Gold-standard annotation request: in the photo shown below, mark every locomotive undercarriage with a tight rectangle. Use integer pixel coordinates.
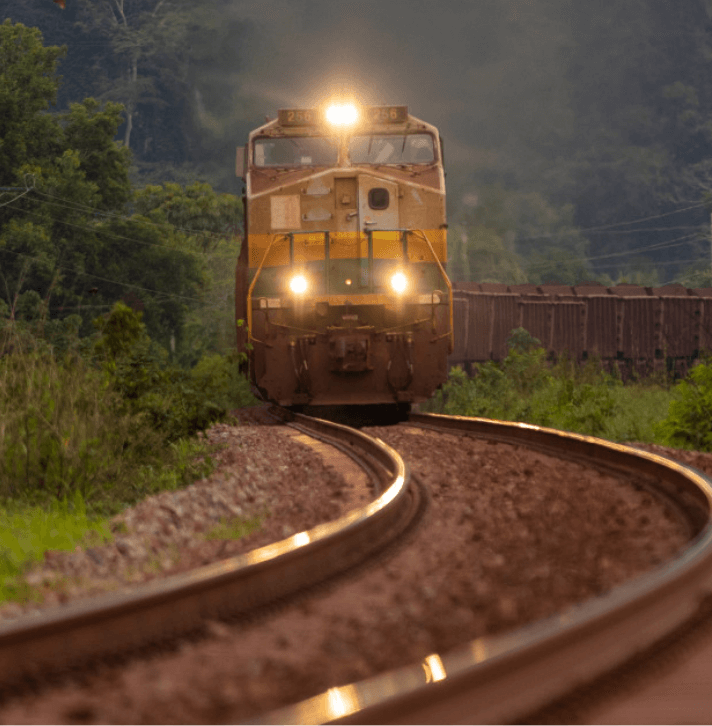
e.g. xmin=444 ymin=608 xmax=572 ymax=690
xmin=250 ymin=301 xmax=450 ymax=406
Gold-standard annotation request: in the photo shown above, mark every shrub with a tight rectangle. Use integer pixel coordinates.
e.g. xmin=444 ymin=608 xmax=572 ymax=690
xmin=656 ymin=360 xmax=712 ymax=450
xmin=94 ymin=303 xmax=255 ymax=441
xmin=190 ymin=352 xmax=258 ymax=411
xmin=426 ymin=327 xmax=676 ymax=442
xmin=0 ymin=341 xmax=166 ymax=509
xmin=431 ymin=329 xmax=552 ymax=420
xmin=528 ymin=377 xmax=618 ymax=436
xmin=0 ymin=301 xmax=255 ymax=518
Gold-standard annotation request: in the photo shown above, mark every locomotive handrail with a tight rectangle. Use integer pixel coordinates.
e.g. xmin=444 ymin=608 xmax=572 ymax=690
xmin=246 ymin=233 xmax=288 ymax=343
xmin=366 ymin=227 xmax=455 ymax=352
xmin=409 ymin=228 xmax=455 ymax=353
xmin=248 ymin=230 xmax=331 ymax=340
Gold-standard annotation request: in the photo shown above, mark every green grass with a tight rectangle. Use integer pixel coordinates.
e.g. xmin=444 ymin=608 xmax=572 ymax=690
xmin=0 ymin=434 xmax=220 ymax=604
xmin=0 ymin=491 xmax=112 ymax=603
xmin=203 ymin=514 xmax=263 ymax=541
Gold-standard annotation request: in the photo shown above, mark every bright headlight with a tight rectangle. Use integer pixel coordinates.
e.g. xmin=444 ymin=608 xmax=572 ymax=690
xmin=390 ymin=271 xmax=408 ymax=294
xmin=289 ymin=274 xmax=308 ymax=294
xmin=325 ymin=103 xmax=358 ymax=127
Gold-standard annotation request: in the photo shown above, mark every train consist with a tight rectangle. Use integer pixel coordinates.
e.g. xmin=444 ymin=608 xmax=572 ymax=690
xmin=235 ymin=102 xmax=452 ymax=408
xmin=451 ymin=281 xmax=712 ymax=378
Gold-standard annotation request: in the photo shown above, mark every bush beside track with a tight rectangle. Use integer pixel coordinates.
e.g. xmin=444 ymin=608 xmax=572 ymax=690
xmin=0 ymin=303 xmax=257 ymax=601
xmin=427 ymin=327 xmax=712 ymax=452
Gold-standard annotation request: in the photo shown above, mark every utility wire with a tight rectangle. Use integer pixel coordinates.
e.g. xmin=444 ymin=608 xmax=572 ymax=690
xmin=524 ymin=233 xmax=700 ymax=270
xmin=29 ymin=182 xmax=702 ymax=242
xmin=4 ymin=200 xmax=239 ymax=259
xmin=7 ymin=180 xmax=711 ymax=289
xmin=514 ymin=202 xmax=708 ymax=241
xmin=31 ymin=188 xmax=241 ymax=241
xmin=0 ymin=175 xmax=35 ymax=208
xmin=0 ymin=188 xmax=31 ymax=208
xmin=593 ymin=257 xmax=706 ymax=271
xmin=0 ymin=246 xmax=204 ymax=304
xmin=583 ymin=225 xmax=705 ymax=235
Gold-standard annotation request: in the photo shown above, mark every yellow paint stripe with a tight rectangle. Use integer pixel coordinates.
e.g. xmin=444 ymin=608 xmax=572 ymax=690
xmin=247 ymin=229 xmax=446 ymax=267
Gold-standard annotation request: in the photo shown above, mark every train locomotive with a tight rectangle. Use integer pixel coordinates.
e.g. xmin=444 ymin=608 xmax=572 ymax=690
xmin=235 ymin=102 xmax=453 ymax=409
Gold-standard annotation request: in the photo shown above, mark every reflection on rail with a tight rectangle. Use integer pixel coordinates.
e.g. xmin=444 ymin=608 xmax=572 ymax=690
xmin=257 ymin=411 xmax=712 ymax=725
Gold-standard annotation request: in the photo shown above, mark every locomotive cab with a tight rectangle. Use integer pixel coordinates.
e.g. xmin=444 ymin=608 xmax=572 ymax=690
xmin=235 ymin=103 xmax=453 ymax=407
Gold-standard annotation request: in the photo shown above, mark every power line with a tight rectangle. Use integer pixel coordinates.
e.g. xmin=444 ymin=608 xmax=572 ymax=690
xmin=0 ymin=175 xmax=35 ymax=208
xmin=4 ymin=200 xmax=239 ymax=259
xmin=0 ymin=246 xmax=204 ymax=304
xmin=524 ymin=233 xmax=700 ymax=270
xmin=584 ymin=225 xmax=705 ymax=235
xmin=575 ymin=202 xmax=708 ymax=232
xmin=514 ymin=202 xmax=708 ymax=242
xmin=594 ymin=257 xmax=706 ymax=271
xmin=32 ymin=188 xmax=242 ymax=241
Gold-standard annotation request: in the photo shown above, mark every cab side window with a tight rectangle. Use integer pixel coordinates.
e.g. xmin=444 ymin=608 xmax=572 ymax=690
xmin=368 ymin=188 xmax=389 ymax=210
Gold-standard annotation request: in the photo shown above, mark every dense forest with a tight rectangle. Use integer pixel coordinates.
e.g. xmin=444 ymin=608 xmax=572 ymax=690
xmin=0 ymin=6 xmax=243 ymax=364
xmin=4 ymin=0 xmax=712 ymax=352
xmin=444 ymin=1 xmax=712 ymax=288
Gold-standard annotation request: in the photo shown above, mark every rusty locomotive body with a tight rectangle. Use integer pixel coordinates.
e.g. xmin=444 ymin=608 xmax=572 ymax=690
xmin=235 ymin=104 xmax=452 ymax=407
xmin=451 ymin=281 xmax=712 ymax=378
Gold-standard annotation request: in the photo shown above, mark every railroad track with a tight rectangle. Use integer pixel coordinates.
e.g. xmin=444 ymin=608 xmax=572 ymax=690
xmin=0 ymin=411 xmax=416 ymax=690
xmin=3 ymin=410 xmax=712 ymax=724
xmin=258 ymin=412 xmax=712 ymax=725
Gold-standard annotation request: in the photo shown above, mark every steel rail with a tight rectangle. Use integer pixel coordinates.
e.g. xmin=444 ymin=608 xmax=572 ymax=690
xmin=259 ymin=412 xmax=712 ymax=725
xmin=0 ymin=412 xmax=414 ymax=688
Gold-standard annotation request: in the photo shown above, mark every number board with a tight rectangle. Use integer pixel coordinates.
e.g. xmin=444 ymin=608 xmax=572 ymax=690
xmin=278 ymin=109 xmax=318 ymax=126
xmin=366 ymin=106 xmax=408 ymax=124
xmin=277 ymin=105 xmax=409 ymax=126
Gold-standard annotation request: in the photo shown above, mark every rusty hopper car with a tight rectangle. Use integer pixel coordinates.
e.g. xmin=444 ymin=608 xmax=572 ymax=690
xmin=451 ymin=281 xmax=712 ymax=379
xmin=235 ymin=103 xmax=452 ymax=407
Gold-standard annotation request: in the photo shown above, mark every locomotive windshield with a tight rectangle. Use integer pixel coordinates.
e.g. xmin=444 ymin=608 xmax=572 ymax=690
xmin=349 ymin=134 xmax=434 ymax=164
xmin=253 ymin=137 xmax=338 ymax=167
xmin=253 ymin=132 xmax=436 ymax=168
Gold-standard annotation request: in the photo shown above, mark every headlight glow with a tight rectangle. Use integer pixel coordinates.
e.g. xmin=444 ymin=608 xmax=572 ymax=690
xmin=289 ymin=274 xmax=308 ymax=294
xmin=390 ymin=271 xmax=408 ymax=294
xmin=325 ymin=103 xmax=358 ymax=127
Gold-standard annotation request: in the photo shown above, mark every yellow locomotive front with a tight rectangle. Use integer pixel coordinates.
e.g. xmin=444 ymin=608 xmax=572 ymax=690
xmin=235 ymin=102 xmax=452 ymax=407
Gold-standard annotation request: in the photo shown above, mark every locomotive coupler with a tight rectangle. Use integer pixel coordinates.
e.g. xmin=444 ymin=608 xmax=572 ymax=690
xmin=327 ymin=326 xmax=374 ymax=373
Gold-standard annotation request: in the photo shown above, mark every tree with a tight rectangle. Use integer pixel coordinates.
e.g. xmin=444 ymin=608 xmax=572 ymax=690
xmin=73 ymin=0 xmax=242 ymax=188
xmin=75 ymin=0 xmax=191 ymax=150
xmin=453 ymin=0 xmax=712 ymax=286
xmin=0 ymin=19 xmax=134 ymax=331
xmin=454 ymin=185 xmax=592 ymax=284
xmin=130 ymin=182 xmax=243 ymax=362
xmin=557 ymin=0 xmax=712 ymax=279
xmin=0 ymin=20 xmax=228 ymax=356
xmin=63 ymin=97 xmax=132 ymax=209
xmin=452 ymin=224 xmax=526 ymax=285
xmin=0 ymin=19 xmax=65 ymax=180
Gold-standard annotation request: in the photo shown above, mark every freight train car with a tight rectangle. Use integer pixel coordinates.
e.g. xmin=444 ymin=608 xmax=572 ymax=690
xmin=235 ymin=102 xmax=453 ymax=409
xmin=451 ymin=281 xmax=712 ymax=379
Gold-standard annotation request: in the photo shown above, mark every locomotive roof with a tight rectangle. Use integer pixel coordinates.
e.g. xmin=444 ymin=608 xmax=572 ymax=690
xmin=248 ymin=109 xmax=439 ymax=140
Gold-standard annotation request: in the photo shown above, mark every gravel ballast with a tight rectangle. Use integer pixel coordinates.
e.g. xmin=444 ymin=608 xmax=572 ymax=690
xmin=0 ymin=422 xmax=696 ymax=724
xmin=0 ymin=422 xmax=358 ymax=622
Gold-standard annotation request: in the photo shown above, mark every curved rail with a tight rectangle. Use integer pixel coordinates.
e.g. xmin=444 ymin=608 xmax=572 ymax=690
xmin=0 ymin=413 xmax=414 ymax=688
xmin=259 ymin=413 xmax=712 ymax=724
